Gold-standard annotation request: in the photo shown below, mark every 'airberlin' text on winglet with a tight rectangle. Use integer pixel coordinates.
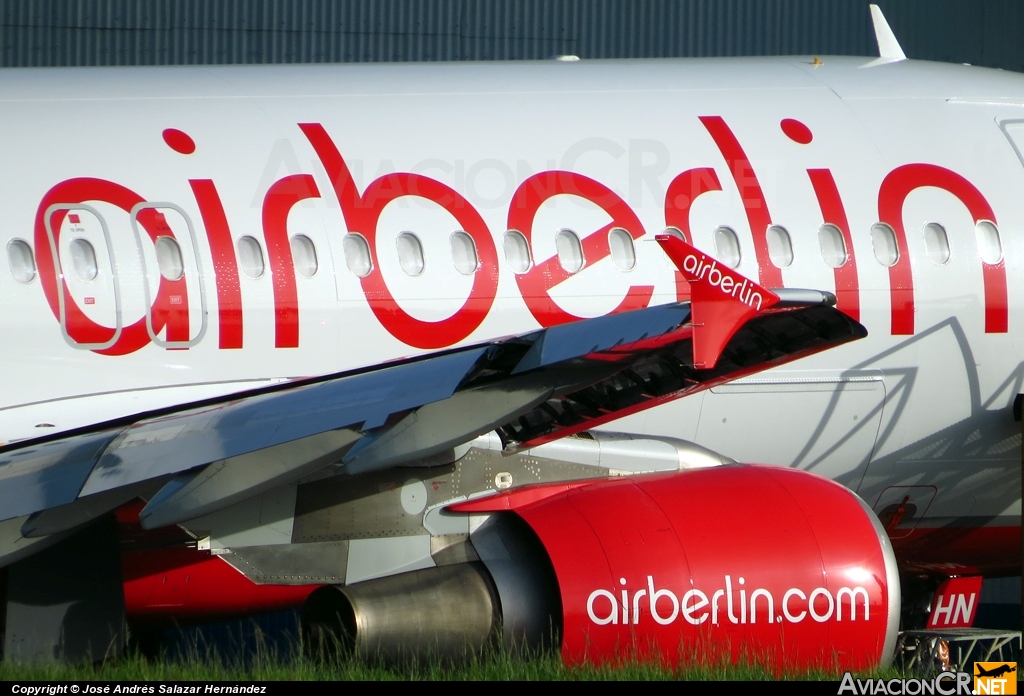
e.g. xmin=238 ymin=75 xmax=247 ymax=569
xmin=681 ymin=251 xmax=765 ymax=310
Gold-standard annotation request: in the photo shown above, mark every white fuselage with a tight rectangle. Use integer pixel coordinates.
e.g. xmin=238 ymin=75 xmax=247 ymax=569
xmin=0 ymin=56 xmax=1020 ymax=532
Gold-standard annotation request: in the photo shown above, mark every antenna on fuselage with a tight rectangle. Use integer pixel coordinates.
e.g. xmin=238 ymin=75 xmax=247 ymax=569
xmin=866 ymin=4 xmax=906 ymax=65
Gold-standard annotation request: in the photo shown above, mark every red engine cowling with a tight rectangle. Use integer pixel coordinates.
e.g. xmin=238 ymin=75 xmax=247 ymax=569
xmin=452 ymin=465 xmax=900 ymax=672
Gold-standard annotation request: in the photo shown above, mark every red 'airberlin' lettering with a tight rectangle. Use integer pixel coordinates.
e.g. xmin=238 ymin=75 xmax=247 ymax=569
xmin=263 ymin=174 xmax=321 ymax=348
xmin=878 ymin=163 xmax=1006 ymax=335
xmin=700 ymin=116 xmax=783 ymax=289
xmin=34 ymin=178 xmax=191 ymax=356
xmin=507 ymin=171 xmax=654 ymax=327
xmin=190 ymin=179 xmax=243 ymax=349
xmin=664 ymin=167 xmax=723 ymax=303
xmin=808 ymin=168 xmax=860 ymax=322
xmin=300 ymin=122 xmax=499 ymax=349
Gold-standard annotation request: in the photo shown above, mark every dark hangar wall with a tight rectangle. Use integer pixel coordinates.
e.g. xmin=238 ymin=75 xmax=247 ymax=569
xmin=1 ymin=0 xmax=1022 ymax=71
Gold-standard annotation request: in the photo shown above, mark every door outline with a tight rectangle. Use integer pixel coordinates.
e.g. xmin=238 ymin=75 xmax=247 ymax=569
xmin=129 ymin=201 xmax=209 ymax=348
xmin=43 ymin=202 xmax=124 ymax=351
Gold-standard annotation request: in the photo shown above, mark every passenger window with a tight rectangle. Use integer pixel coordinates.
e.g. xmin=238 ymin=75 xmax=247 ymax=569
xmin=155 ymin=236 xmax=184 ymax=281
xmin=661 ymin=226 xmax=687 ymax=242
xmin=343 ymin=233 xmax=372 ymax=277
xmin=397 ymin=232 xmax=425 ymax=276
xmin=766 ymin=225 xmax=794 ymax=268
xmin=450 ymin=231 xmax=479 ymax=275
xmin=923 ymin=223 xmax=950 ymax=265
xmin=818 ymin=224 xmax=848 ymax=268
xmin=237 ymin=236 xmax=265 ymax=279
xmin=975 ymin=220 xmax=1003 ymax=264
xmin=870 ymin=223 xmax=899 ymax=267
xmin=503 ymin=230 xmax=532 ymax=274
xmin=70 ymin=238 xmax=99 ymax=281
xmin=555 ymin=229 xmax=584 ymax=273
xmin=7 ymin=239 xmax=36 ymax=283
xmin=291 ymin=234 xmax=318 ymax=278
xmin=714 ymin=226 xmax=741 ymax=269
xmin=608 ymin=228 xmax=636 ymax=271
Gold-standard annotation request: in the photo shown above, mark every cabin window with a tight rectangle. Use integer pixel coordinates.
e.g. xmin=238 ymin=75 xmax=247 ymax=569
xmin=397 ymin=232 xmax=425 ymax=276
xmin=818 ymin=224 xmax=848 ymax=268
xmin=155 ymin=236 xmax=185 ymax=281
xmin=923 ymin=223 xmax=950 ymax=265
xmin=870 ymin=223 xmax=899 ymax=267
xmin=503 ymin=230 xmax=532 ymax=274
xmin=714 ymin=226 xmax=741 ymax=269
xmin=766 ymin=225 xmax=794 ymax=268
xmin=450 ymin=231 xmax=479 ymax=275
xmin=975 ymin=220 xmax=1003 ymax=264
xmin=237 ymin=236 xmax=265 ymax=279
xmin=70 ymin=238 xmax=99 ymax=281
xmin=7 ymin=239 xmax=36 ymax=283
xmin=661 ymin=226 xmax=687 ymax=242
xmin=343 ymin=233 xmax=372 ymax=277
xmin=608 ymin=228 xmax=636 ymax=271
xmin=291 ymin=234 xmax=318 ymax=278
xmin=556 ymin=229 xmax=584 ymax=273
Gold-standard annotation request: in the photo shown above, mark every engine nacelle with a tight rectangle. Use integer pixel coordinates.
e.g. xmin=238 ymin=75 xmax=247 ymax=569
xmin=452 ymin=465 xmax=900 ymax=671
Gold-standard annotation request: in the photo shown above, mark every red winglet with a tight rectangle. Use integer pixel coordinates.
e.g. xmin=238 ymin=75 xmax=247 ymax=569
xmin=656 ymin=234 xmax=779 ymax=369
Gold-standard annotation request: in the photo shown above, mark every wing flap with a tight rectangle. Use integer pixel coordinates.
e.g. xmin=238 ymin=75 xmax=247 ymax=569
xmin=78 ymin=348 xmax=486 ymax=498
xmin=138 ymin=428 xmax=362 ymax=529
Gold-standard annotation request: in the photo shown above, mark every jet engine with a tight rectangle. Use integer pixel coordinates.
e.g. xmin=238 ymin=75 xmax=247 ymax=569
xmin=297 ymin=465 xmax=899 ymax=671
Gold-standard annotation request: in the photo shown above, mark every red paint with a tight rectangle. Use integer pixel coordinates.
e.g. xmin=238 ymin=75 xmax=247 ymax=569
xmin=878 ymin=163 xmax=1006 ymax=335
xmin=664 ymin=167 xmax=723 ymax=302
xmin=34 ymin=178 xmax=191 ymax=355
xmin=891 ymin=524 xmax=1021 ymax=577
xmin=262 ymin=174 xmax=320 ymax=349
xmin=466 ymin=466 xmax=893 ymax=671
xmin=657 ymin=234 xmax=779 ymax=369
xmin=699 ymin=116 xmax=783 ymax=288
xmin=122 ymin=546 xmax=316 ymax=624
xmin=507 ymin=170 xmax=654 ymax=327
xmin=162 ymin=129 xmax=196 ymax=155
xmin=301 ymin=123 xmax=499 ymax=349
xmin=190 ymin=180 xmax=243 ymax=349
xmin=781 ymin=119 xmax=813 ymax=145
xmin=926 ymin=576 xmax=983 ymax=629
xmin=808 ymin=169 xmax=860 ymax=321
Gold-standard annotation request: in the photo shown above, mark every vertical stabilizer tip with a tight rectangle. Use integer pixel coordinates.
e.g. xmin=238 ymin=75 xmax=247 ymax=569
xmin=869 ymin=5 xmax=906 ymax=61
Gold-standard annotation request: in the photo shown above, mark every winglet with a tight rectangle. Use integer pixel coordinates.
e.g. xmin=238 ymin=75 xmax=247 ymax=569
xmin=869 ymin=5 xmax=906 ymax=62
xmin=656 ymin=234 xmax=779 ymax=369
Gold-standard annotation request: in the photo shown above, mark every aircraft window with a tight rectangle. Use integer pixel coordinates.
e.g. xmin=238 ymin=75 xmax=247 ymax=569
xmin=661 ymin=226 xmax=687 ymax=242
xmin=555 ymin=229 xmax=585 ymax=273
xmin=155 ymin=236 xmax=184 ymax=281
xmin=7 ymin=239 xmax=36 ymax=283
xmin=818 ymin=224 xmax=848 ymax=268
xmin=608 ymin=228 xmax=636 ymax=271
xmin=870 ymin=223 xmax=899 ymax=267
xmin=923 ymin=223 xmax=950 ymax=265
xmin=291 ymin=234 xmax=318 ymax=278
xmin=975 ymin=220 xmax=1003 ymax=264
xmin=343 ymin=233 xmax=373 ymax=277
xmin=397 ymin=232 xmax=425 ymax=276
xmin=450 ymin=231 xmax=479 ymax=275
xmin=70 ymin=238 xmax=99 ymax=281
xmin=503 ymin=230 xmax=532 ymax=274
xmin=714 ymin=226 xmax=741 ymax=269
xmin=766 ymin=225 xmax=794 ymax=268
xmin=237 ymin=235 xmax=265 ymax=279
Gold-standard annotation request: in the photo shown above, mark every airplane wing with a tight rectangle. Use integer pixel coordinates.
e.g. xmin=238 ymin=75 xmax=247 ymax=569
xmin=0 ymin=235 xmax=865 ymax=561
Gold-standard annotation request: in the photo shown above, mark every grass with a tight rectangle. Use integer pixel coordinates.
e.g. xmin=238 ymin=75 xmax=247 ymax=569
xmin=0 ymin=611 xmax=914 ymax=681
xmin=0 ymin=631 xmax=896 ymax=681
xmin=0 ymin=653 xmax=877 ymax=681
